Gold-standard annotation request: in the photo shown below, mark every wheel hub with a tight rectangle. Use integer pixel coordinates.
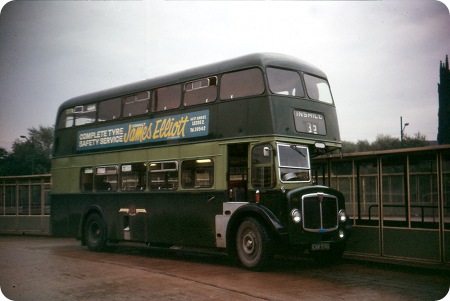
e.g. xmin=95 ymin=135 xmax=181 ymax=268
xmin=243 ymin=232 xmax=256 ymax=255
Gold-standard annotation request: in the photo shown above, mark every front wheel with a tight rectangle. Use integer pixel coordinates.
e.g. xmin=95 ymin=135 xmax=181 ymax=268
xmin=236 ymin=217 xmax=273 ymax=271
xmin=84 ymin=213 xmax=107 ymax=252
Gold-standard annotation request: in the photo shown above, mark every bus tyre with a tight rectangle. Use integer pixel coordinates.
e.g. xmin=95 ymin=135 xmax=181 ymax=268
xmin=236 ymin=217 xmax=272 ymax=271
xmin=84 ymin=213 xmax=107 ymax=252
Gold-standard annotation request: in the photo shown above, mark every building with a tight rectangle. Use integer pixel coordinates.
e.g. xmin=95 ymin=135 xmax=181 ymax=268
xmin=438 ymin=55 xmax=450 ymax=145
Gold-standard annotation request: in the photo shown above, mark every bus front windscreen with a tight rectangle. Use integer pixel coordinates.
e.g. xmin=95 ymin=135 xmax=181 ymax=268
xmin=277 ymin=143 xmax=310 ymax=183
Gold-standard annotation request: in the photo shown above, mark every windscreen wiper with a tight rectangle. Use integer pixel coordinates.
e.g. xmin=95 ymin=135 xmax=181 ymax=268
xmin=290 ymin=145 xmax=306 ymax=157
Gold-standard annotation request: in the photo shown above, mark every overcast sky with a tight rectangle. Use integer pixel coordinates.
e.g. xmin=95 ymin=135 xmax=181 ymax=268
xmin=1 ymin=0 xmax=449 ymax=151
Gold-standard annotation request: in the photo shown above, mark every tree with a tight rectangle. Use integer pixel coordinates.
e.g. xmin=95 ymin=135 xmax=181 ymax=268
xmin=0 ymin=147 xmax=7 ymax=159
xmin=372 ymin=134 xmax=401 ymax=151
xmin=0 ymin=126 xmax=53 ymax=176
xmin=341 ymin=132 xmax=429 ymax=153
xmin=356 ymin=139 xmax=372 ymax=152
xmin=402 ymin=132 xmax=428 ymax=148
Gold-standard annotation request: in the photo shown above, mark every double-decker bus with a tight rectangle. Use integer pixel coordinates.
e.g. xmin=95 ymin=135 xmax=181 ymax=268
xmin=51 ymin=53 xmax=350 ymax=270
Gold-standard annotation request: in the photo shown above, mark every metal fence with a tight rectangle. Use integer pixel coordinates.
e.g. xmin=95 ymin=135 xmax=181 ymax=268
xmin=0 ymin=174 xmax=51 ymax=234
xmin=312 ymin=144 xmax=450 ymax=264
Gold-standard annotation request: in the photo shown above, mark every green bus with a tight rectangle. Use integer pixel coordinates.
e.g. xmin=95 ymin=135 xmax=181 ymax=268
xmin=51 ymin=53 xmax=350 ymax=270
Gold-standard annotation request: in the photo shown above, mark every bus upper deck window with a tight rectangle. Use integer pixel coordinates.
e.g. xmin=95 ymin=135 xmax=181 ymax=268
xmin=304 ymin=74 xmax=334 ymax=104
xmin=57 ymin=108 xmax=74 ymax=129
xmin=153 ymin=85 xmax=181 ymax=112
xmin=184 ymin=77 xmax=217 ymax=106
xmin=74 ymin=104 xmax=97 ymax=126
xmin=98 ymin=98 xmax=121 ymax=122
xmin=123 ymin=91 xmax=150 ymax=117
xmin=267 ymin=68 xmax=304 ymax=97
xmin=220 ymin=68 xmax=265 ymax=100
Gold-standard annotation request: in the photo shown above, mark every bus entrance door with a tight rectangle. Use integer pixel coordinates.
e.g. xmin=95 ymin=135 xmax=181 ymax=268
xmin=228 ymin=144 xmax=248 ymax=202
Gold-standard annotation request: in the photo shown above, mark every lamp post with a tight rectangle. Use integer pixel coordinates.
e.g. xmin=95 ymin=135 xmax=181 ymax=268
xmin=400 ymin=116 xmax=409 ymax=145
xmin=20 ymin=135 xmax=35 ymax=175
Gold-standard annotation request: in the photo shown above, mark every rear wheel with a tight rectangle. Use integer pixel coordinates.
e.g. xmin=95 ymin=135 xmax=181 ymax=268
xmin=236 ymin=217 xmax=272 ymax=271
xmin=84 ymin=213 xmax=107 ymax=252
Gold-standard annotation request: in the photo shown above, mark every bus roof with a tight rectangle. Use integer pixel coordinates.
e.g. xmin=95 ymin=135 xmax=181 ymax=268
xmin=58 ymin=53 xmax=328 ymax=112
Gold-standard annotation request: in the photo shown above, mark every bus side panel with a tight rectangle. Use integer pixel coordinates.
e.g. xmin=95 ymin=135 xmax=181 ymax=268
xmin=174 ymin=191 xmax=225 ymax=247
xmin=116 ymin=191 xmax=225 ymax=248
xmin=217 ymin=98 xmax=274 ymax=138
xmin=50 ymin=194 xmax=83 ymax=238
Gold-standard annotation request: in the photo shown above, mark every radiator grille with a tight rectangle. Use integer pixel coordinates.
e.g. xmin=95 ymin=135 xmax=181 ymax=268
xmin=302 ymin=193 xmax=338 ymax=232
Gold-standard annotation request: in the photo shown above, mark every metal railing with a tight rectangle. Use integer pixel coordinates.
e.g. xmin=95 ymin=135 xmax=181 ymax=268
xmin=0 ymin=174 xmax=51 ymax=217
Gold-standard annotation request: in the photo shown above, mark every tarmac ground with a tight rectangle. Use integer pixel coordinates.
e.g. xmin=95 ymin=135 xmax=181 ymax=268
xmin=0 ymin=235 xmax=449 ymax=301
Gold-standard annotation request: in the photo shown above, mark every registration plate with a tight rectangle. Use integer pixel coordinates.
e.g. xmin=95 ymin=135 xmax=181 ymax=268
xmin=311 ymin=243 xmax=330 ymax=251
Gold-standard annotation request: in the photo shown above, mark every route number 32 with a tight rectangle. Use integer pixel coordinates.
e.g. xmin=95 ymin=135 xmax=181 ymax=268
xmin=307 ymin=122 xmax=318 ymax=134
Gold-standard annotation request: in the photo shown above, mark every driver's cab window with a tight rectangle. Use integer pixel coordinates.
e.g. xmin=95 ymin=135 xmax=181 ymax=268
xmin=251 ymin=144 xmax=275 ymax=188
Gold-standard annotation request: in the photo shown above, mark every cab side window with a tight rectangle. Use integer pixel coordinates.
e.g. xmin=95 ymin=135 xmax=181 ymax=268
xmin=251 ymin=144 xmax=275 ymax=188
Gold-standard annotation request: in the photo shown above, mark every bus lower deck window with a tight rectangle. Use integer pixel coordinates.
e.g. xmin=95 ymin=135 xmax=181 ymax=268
xmin=80 ymin=167 xmax=94 ymax=192
xmin=121 ymin=163 xmax=147 ymax=191
xmin=181 ymin=159 xmax=214 ymax=188
xmin=149 ymin=161 xmax=179 ymax=190
xmin=95 ymin=166 xmax=118 ymax=192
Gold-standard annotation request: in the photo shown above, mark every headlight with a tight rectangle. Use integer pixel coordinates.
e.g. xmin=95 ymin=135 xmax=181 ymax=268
xmin=291 ymin=209 xmax=301 ymax=224
xmin=339 ymin=210 xmax=347 ymax=223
